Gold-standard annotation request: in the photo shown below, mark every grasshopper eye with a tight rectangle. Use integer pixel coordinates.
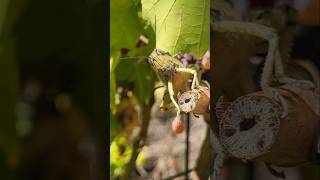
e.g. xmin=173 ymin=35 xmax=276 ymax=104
xmin=155 ymin=49 xmax=162 ymax=54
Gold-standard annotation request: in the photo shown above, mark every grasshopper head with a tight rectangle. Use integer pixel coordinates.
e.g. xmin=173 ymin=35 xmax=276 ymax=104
xmin=148 ymin=49 xmax=183 ymax=82
xmin=148 ymin=49 xmax=173 ymax=72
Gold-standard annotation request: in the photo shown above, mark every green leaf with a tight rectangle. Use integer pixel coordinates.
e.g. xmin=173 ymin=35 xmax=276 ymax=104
xmin=114 ymin=60 xmax=135 ymax=81
xmin=114 ymin=59 xmax=152 ymax=105
xmin=134 ymin=61 xmax=152 ymax=105
xmin=110 ymin=50 xmax=120 ymax=113
xmin=110 ymin=135 xmax=132 ymax=177
xmin=110 ymin=112 xmax=121 ymax=142
xmin=110 ymin=71 xmax=117 ymax=113
xmin=110 ymin=50 xmax=120 ymax=73
xmin=142 ymin=0 xmax=210 ymax=57
xmin=110 ymin=0 xmax=142 ymax=50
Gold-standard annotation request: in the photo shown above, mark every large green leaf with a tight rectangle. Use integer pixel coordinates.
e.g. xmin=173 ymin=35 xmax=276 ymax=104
xmin=110 ymin=0 xmax=142 ymax=50
xmin=142 ymin=0 xmax=210 ymax=57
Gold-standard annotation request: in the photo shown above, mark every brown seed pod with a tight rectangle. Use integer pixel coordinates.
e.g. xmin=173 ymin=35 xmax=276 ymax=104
xmin=178 ymin=85 xmax=210 ymax=114
xmin=218 ymin=88 xmax=320 ymax=166
xmin=219 ymin=92 xmax=282 ymax=160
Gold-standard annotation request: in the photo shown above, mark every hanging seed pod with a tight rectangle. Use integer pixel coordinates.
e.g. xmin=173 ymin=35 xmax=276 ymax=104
xmin=178 ymin=85 xmax=210 ymax=114
xmin=219 ymin=88 xmax=320 ymax=166
xmin=171 ymin=115 xmax=185 ymax=134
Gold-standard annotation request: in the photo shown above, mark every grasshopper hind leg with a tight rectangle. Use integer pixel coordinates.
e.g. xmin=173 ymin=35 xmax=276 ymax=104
xmin=168 ymin=81 xmax=181 ymax=116
xmin=159 ymin=89 xmax=173 ymax=111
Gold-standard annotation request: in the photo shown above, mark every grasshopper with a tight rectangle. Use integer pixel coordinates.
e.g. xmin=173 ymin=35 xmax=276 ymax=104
xmin=148 ymin=49 xmax=200 ymax=116
xmin=121 ymin=16 xmax=202 ymax=116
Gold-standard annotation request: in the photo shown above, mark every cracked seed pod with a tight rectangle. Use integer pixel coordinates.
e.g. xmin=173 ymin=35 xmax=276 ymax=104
xmin=218 ymin=89 xmax=320 ymax=166
xmin=178 ymin=85 xmax=210 ymax=113
xmin=219 ymin=93 xmax=282 ymax=160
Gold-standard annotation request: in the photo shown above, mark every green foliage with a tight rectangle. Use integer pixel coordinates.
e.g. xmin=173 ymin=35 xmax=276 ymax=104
xmin=110 ymin=0 xmax=144 ymax=112
xmin=110 ymin=135 xmax=133 ymax=177
xmin=142 ymin=0 xmax=210 ymax=57
xmin=134 ymin=61 xmax=152 ymax=105
xmin=115 ymin=60 xmax=152 ymax=105
xmin=110 ymin=0 xmax=142 ymax=50
xmin=110 ymin=113 xmax=121 ymax=142
xmin=110 ymin=51 xmax=120 ymax=113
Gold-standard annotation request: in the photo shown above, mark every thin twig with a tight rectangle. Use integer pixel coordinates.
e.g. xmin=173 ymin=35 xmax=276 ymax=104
xmin=185 ymin=113 xmax=190 ymax=180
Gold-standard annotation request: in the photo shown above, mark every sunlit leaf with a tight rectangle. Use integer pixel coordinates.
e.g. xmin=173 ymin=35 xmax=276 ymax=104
xmin=142 ymin=0 xmax=210 ymax=57
xmin=110 ymin=0 xmax=142 ymax=50
xmin=110 ymin=135 xmax=132 ymax=177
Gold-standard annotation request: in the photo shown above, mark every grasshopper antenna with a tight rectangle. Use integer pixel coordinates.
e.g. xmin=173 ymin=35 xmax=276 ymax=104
xmin=119 ymin=56 xmax=148 ymax=60
xmin=155 ymin=15 xmax=157 ymax=49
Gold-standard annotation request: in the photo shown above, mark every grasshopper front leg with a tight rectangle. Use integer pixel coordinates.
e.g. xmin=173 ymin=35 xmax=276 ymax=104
xmin=176 ymin=67 xmax=199 ymax=89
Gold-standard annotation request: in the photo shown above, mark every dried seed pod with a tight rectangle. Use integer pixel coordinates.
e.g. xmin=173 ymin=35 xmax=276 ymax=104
xmin=178 ymin=90 xmax=199 ymax=112
xmin=218 ymin=89 xmax=320 ymax=166
xmin=178 ymin=85 xmax=210 ymax=113
xmin=219 ymin=93 xmax=282 ymax=160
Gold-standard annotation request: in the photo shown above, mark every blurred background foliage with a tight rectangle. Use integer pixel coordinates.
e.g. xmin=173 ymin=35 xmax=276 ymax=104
xmin=0 ymin=0 xmax=106 ymax=179
xmin=109 ymin=0 xmax=154 ymax=177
